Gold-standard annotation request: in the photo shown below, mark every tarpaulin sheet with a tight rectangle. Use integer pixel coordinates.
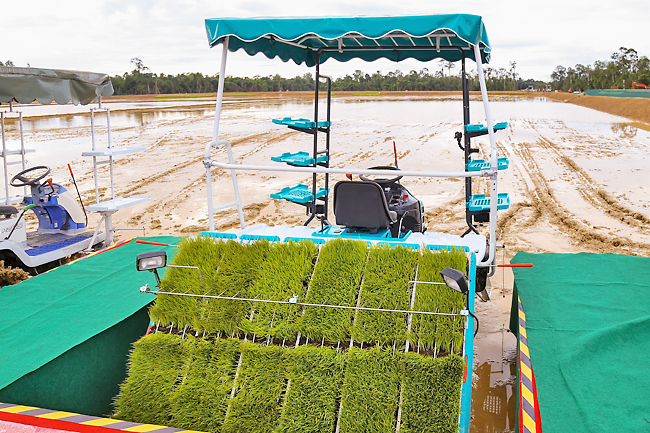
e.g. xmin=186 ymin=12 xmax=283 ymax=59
xmin=0 ymin=66 xmax=114 ymax=105
xmin=584 ymin=89 xmax=650 ymax=99
xmin=510 ymin=252 xmax=650 ymax=433
xmin=0 ymin=237 xmax=180 ymax=391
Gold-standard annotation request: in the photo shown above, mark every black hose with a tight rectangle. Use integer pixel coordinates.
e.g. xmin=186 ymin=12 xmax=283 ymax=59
xmin=68 ymin=164 xmax=88 ymax=227
xmin=5 ymin=204 xmax=35 ymax=240
xmin=468 ymin=309 xmax=479 ymax=337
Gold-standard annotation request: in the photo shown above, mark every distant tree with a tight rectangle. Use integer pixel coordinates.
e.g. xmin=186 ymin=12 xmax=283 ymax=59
xmin=1 ymin=60 xmax=14 ymax=67
xmin=509 ymin=61 xmax=518 ymax=90
xmin=130 ymin=57 xmax=149 ymax=73
xmin=611 ymin=47 xmax=638 ymax=74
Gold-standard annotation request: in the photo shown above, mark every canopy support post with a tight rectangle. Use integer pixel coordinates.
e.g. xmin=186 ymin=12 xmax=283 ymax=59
xmin=206 ymin=37 xmax=245 ymax=232
xmin=473 ymin=43 xmax=497 ymax=272
xmin=305 ymin=54 xmax=321 ymax=226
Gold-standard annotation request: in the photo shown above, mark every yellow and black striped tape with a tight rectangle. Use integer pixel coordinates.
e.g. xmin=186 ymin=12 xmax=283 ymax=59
xmin=0 ymin=402 xmax=204 ymax=433
xmin=518 ymin=295 xmax=542 ymax=433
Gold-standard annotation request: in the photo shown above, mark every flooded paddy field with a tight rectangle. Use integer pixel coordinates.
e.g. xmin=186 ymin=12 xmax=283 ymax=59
xmin=2 ymin=93 xmax=648 ymax=432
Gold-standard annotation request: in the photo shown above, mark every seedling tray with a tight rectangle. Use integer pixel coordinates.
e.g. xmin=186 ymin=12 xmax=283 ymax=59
xmin=271 ymin=151 xmax=329 ymax=167
xmin=272 ymin=117 xmax=330 ymax=129
xmin=467 ymin=193 xmax=510 ymax=211
xmin=466 ymin=157 xmax=509 ymax=171
xmin=271 ymin=184 xmax=328 ymax=204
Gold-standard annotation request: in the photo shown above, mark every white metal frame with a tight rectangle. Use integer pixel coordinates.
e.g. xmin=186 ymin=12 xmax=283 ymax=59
xmin=82 ymin=108 xmax=149 ymax=247
xmin=1 ymin=111 xmax=36 ymax=205
xmin=204 ymin=38 xmax=500 ymax=269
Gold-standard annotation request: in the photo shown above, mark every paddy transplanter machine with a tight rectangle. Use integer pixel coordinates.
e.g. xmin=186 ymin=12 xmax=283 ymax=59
xmin=0 ymin=67 xmax=148 ymax=272
xmin=197 ymin=14 xmax=511 ymax=433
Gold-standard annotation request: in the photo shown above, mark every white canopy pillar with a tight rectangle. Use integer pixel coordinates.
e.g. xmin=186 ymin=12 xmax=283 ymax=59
xmin=206 ymin=37 xmax=245 ymax=232
xmin=473 ymin=43 xmax=498 ymax=270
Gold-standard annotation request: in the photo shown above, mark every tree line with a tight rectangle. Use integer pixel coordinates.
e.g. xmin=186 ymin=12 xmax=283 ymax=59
xmin=550 ymin=47 xmax=650 ymax=91
xmin=110 ymin=57 xmax=543 ymax=95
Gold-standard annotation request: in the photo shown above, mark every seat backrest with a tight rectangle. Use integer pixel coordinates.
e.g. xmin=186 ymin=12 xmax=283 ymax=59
xmin=333 ymin=181 xmax=393 ymax=230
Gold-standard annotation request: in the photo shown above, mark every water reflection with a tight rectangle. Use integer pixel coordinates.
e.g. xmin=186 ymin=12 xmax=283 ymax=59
xmin=471 ymin=361 xmax=517 ymax=433
xmin=8 ymin=108 xmax=214 ymax=132
xmin=611 ymin=123 xmax=638 ymax=139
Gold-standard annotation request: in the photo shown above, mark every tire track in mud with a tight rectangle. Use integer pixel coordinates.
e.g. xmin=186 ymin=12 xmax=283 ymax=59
xmin=535 ymin=134 xmax=650 ymax=229
xmin=114 ymin=130 xmax=303 ymax=227
xmin=498 ymin=133 xmax=650 ymax=255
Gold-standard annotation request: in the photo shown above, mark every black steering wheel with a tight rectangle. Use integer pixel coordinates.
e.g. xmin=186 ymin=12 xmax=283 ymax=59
xmin=10 ymin=166 xmax=51 ymax=187
xmin=359 ymin=166 xmax=402 ymax=186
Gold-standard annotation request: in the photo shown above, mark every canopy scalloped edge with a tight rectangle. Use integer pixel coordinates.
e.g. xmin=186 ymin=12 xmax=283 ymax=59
xmin=205 ymin=15 xmax=491 ymax=66
xmin=0 ymin=67 xmax=114 ymax=106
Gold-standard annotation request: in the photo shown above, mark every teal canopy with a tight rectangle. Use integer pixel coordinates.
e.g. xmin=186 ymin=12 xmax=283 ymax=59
xmin=205 ymin=15 xmax=491 ymax=67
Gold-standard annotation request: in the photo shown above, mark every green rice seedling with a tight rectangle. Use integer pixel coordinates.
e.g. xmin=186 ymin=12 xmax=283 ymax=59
xmin=113 ymin=333 xmax=188 ymax=426
xmin=339 ymin=347 xmax=400 ymax=433
xmin=398 ymin=352 xmax=464 ymax=433
xmin=240 ymin=241 xmax=318 ymax=340
xmin=222 ymin=342 xmax=287 ymax=433
xmin=150 ymin=236 xmax=224 ymax=329
xmin=350 ymin=245 xmax=418 ymax=346
xmin=299 ymin=239 xmax=368 ymax=342
xmin=171 ymin=338 xmax=241 ymax=432
xmin=200 ymin=240 xmax=270 ymax=336
xmin=410 ymin=248 xmax=467 ymax=354
xmin=278 ymin=345 xmax=344 ymax=433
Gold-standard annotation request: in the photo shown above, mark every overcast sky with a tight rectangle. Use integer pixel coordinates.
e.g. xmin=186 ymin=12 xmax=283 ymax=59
xmin=3 ymin=0 xmax=649 ymax=82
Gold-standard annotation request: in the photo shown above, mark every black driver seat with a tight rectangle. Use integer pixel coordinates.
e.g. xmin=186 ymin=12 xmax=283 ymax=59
xmin=0 ymin=206 xmax=18 ymax=218
xmin=333 ymin=181 xmax=397 ymax=233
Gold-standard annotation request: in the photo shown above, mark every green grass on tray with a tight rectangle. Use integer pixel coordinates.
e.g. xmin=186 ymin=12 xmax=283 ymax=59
xmin=338 ymin=347 xmax=401 ymax=433
xmin=350 ymin=244 xmax=418 ymax=345
xmin=150 ymin=236 xmax=224 ymax=329
xmin=410 ymin=248 xmax=467 ymax=354
xmin=398 ymin=353 xmax=464 ymax=433
xmin=113 ymin=333 xmax=188 ymax=426
xmin=240 ymin=241 xmax=318 ymax=340
xmin=121 ymin=238 xmax=472 ymax=432
xmin=222 ymin=342 xmax=287 ymax=433
xmin=199 ymin=240 xmax=270 ymax=336
xmin=115 ymin=333 xmax=465 ymax=433
xmin=299 ymin=238 xmax=368 ymax=342
xmin=278 ymin=345 xmax=344 ymax=433
xmin=171 ymin=338 xmax=241 ymax=432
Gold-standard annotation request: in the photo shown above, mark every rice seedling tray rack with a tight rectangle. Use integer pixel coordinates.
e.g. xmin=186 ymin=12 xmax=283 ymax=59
xmin=119 ymin=234 xmax=478 ymax=432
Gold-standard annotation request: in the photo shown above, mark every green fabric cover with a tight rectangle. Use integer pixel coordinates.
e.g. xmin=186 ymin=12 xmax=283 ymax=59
xmin=0 ymin=237 xmax=180 ymax=399
xmin=510 ymin=252 xmax=650 ymax=433
xmin=0 ymin=66 xmax=114 ymax=105
xmin=0 ymin=306 xmax=149 ymax=416
xmin=204 ymin=15 xmax=491 ymax=66
xmin=584 ymin=89 xmax=650 ymax=99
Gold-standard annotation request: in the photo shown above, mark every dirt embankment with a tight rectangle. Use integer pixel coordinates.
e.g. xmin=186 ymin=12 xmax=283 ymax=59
xmin=542 ymin=91 xmax=650 ymax=126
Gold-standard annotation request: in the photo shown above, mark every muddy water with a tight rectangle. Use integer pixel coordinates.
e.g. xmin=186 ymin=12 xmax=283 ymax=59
xmin=3 ymin=95 xmax=650 ymax=432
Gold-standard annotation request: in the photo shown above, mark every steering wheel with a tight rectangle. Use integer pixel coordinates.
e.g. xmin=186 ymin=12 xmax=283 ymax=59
xmin=10 ymin=166 xmax=51 ymax=187
xmin=359 ymin=166 xmax=402 ymax=185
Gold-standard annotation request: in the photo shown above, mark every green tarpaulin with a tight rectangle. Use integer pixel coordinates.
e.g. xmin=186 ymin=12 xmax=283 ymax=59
xmin=0 ymin=66 xmax=114 ymax=105
xmin=510 ymin=252 xmax=650 ymax=433
xmin=585 ymin=89 xmax=650 ymax=99
xmin=0 ymin=237 xmax=179 ymax=415
xmin=205 ymin=15 xmax=491 ymax=66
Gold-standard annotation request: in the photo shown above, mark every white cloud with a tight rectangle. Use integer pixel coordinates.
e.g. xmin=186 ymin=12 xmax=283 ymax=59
xmin=4 ymin=0 xmax=650 ymax=81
